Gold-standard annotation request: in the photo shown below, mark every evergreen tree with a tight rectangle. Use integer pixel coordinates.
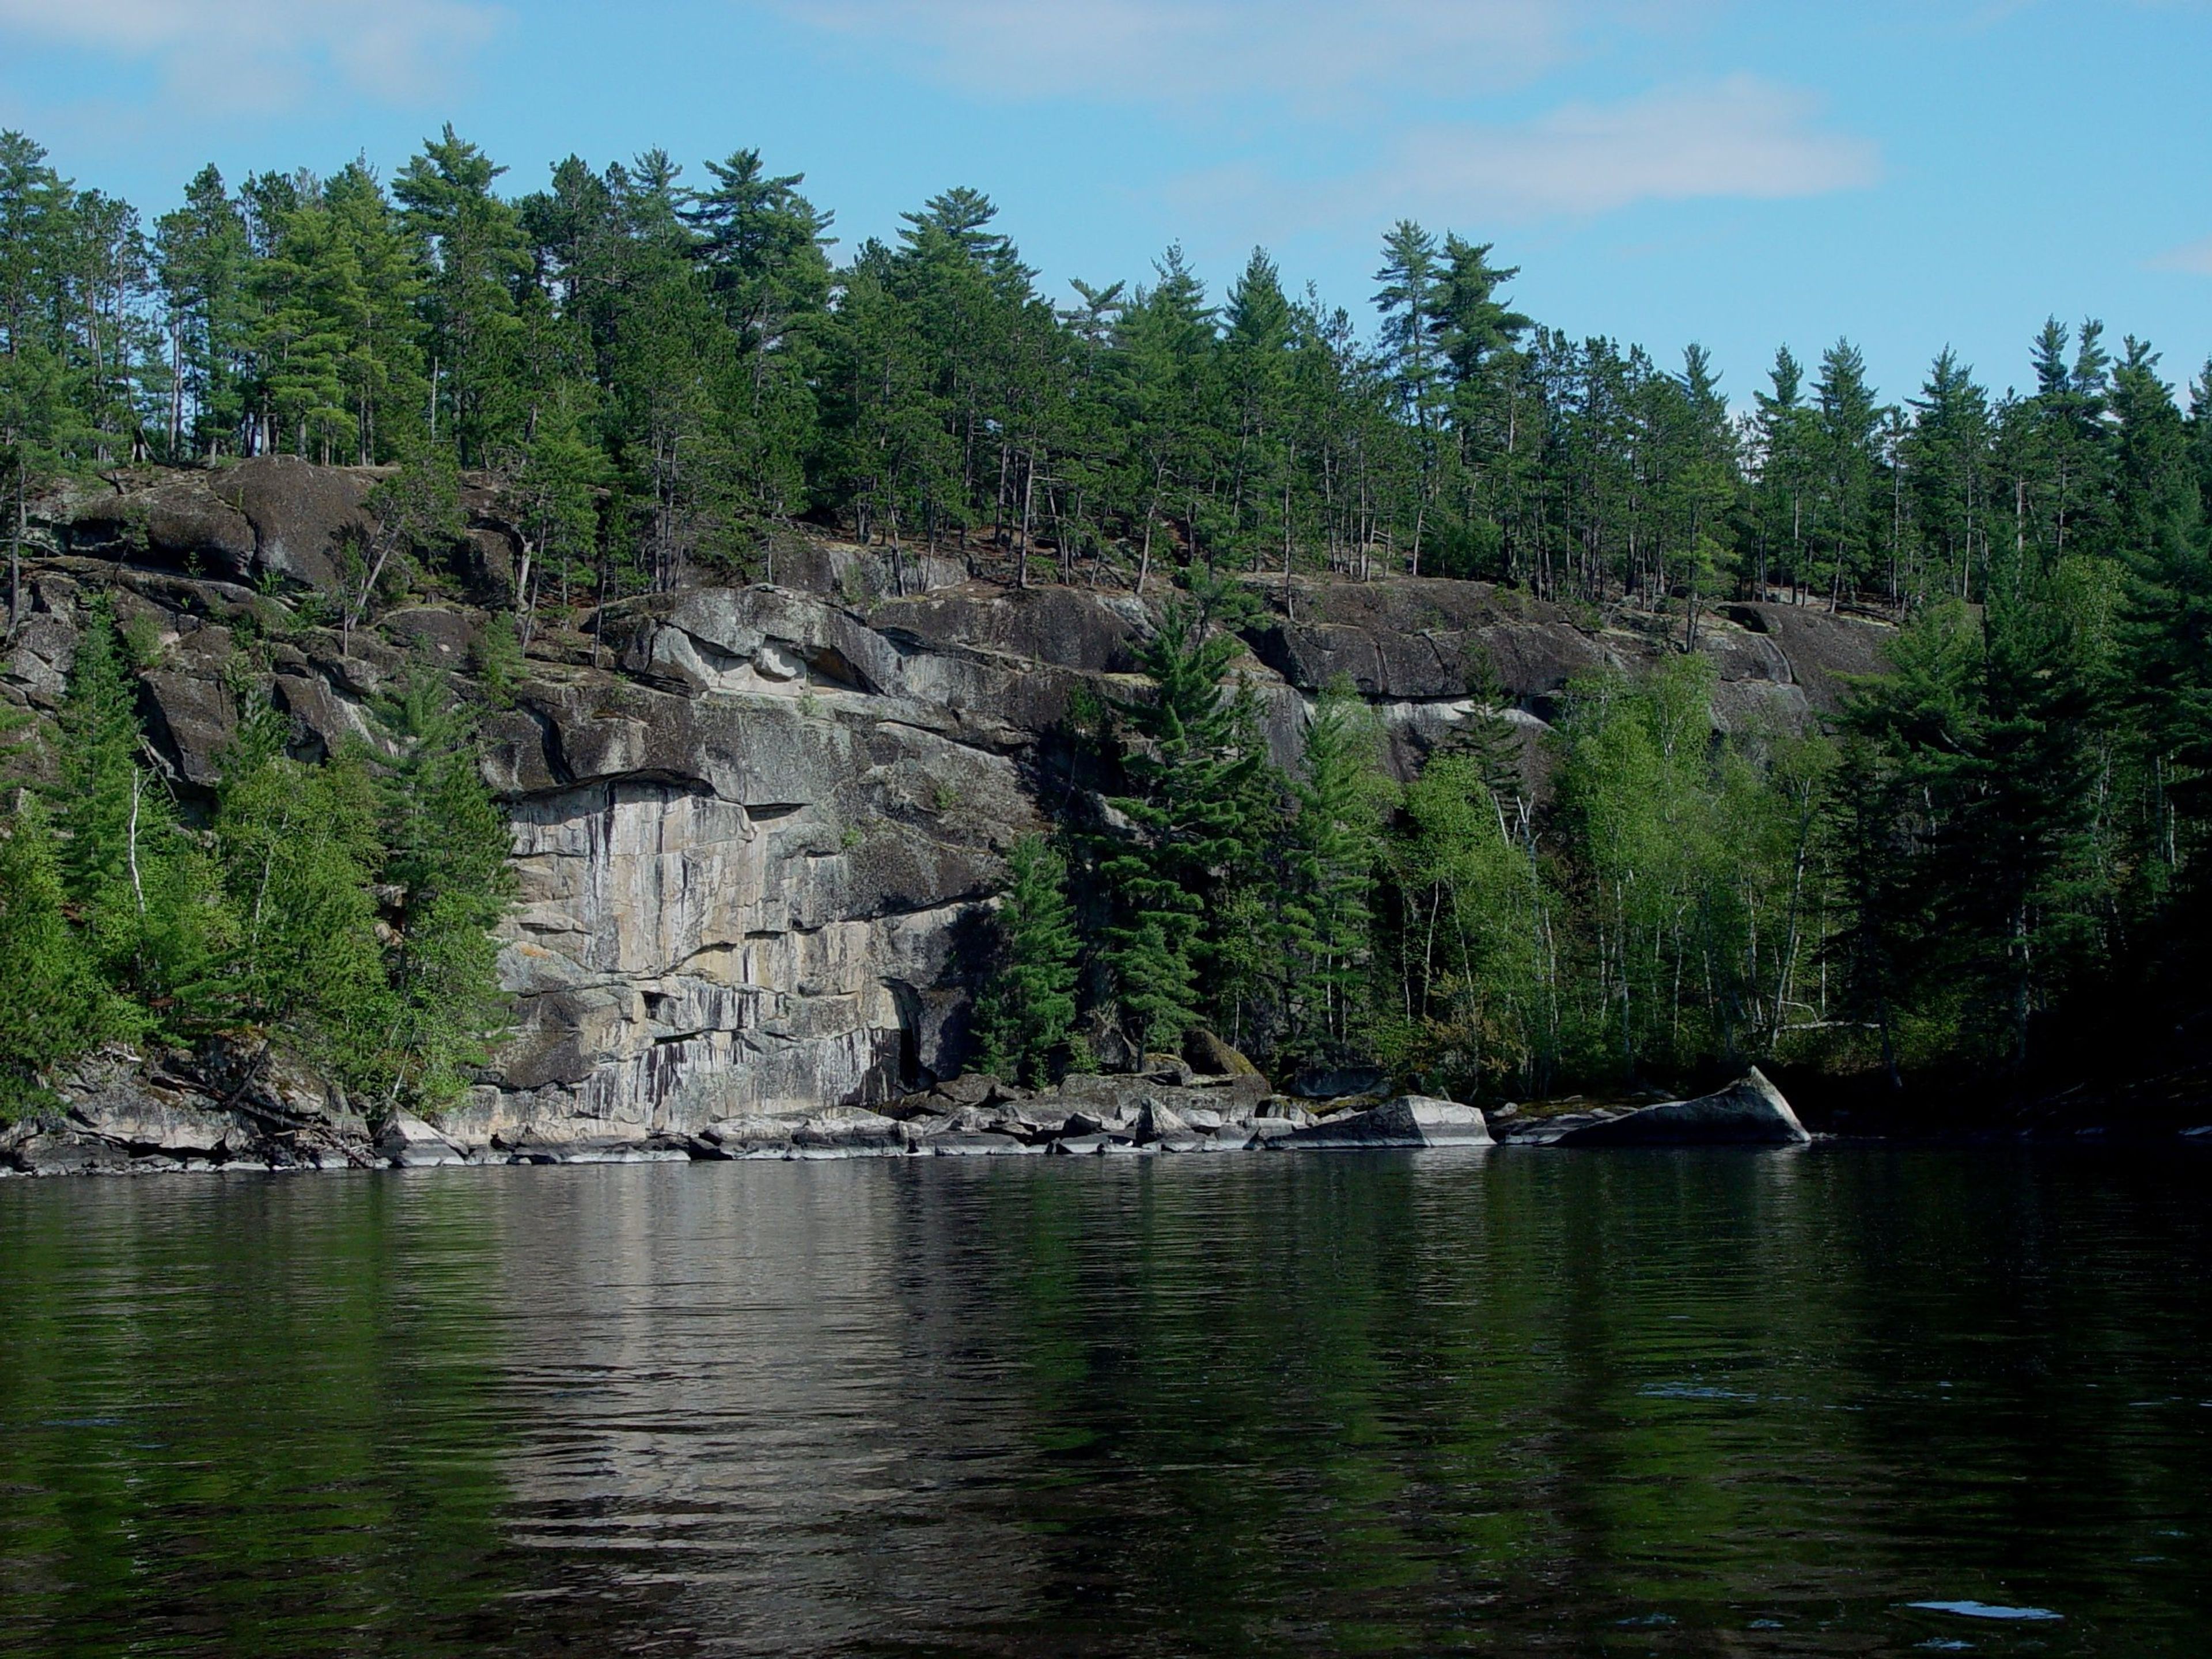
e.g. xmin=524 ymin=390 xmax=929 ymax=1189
xmin=1100 ymin=596 xmax=1270 ymax=1059
xmin=205 ymin=702 xmax=391 ymax=1085
xmin=972 ymin=833 xmax=1081 ymax=1085
xmin=371 ymin=679 xmax=515 ymax=1108
xmin=395 ymin=127 xmax=528 ymax=464
xmin=1278 ymin=680 xmax=1389 ymax=1062
xmin=154 ymin=164 xmax=252 ymax=457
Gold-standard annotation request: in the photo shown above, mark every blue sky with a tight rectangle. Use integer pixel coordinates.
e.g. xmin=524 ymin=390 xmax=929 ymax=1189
xmin=3 ymin=0 xmax=2208 ymax=410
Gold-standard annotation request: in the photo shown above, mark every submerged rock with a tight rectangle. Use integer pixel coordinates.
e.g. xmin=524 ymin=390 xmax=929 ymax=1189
xmin=1551 ymin=1069 xmax=1811 ymax=1147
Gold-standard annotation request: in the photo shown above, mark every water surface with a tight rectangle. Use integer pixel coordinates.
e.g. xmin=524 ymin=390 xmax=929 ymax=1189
xmin=2 ymin=1148 xmax=2207 ymax=1656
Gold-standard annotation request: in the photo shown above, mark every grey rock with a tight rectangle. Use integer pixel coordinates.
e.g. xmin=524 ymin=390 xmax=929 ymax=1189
xmin=376 ymin=1111 xmax=468 ymax=1168
xmin=1134 ymin=1096 xmax=1191 ymax=1144
xmin=931 ymin=1132 xmax=1042 ymax=1157
xmin=1183 ymin=1027 xmax=1262 ymax=1077
xmin=934 ymin=1073 xmax=1002 ymax=1108
xmin=1286 ymin=1094 xmax=1493 ymax=1149
xmin=791 ymin=1108 xmax=904 ymax=1152
xmin=13 ymin=476 xmax=1896 ymax=1175
xmin=1551 ymin=1069 xmax=1810 ymax=1147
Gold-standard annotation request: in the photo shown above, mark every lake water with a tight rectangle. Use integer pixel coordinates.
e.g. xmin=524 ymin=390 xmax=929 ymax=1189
xmin=2 ymin=1148 xmax=2207 ymax=1657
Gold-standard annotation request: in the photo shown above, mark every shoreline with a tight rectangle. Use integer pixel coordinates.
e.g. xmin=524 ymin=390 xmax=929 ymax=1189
xmin=8 ymin=1067 xmax=2206 ymax=1180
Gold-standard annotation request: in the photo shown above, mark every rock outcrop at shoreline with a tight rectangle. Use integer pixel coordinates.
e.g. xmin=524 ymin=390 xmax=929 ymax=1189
xmin=4 ymin=461 xmax=1899 ymax=1167
xmin=1 ymin=1052 xmax=1825 ymax=1175
xmin=1520 ymin=1069 xmax=1813 ymax=1147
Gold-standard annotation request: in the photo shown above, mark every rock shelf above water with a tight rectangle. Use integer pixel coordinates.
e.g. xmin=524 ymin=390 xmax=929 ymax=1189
xmin=5 ymin=1052 xmax=1832 ymax=1175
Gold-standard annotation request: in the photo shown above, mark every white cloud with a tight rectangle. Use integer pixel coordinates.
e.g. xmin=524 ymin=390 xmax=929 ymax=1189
xmin=1169 ymin=75 xmax=1875 ymax=244
xmin=2149 ymin=235 xmax=2212 ymax=274
xmin=1387 ymin=76 xmax=1878 ymax=214
xmin=0 ymin=0 xmax=502 ymax=105
xmin=775 ymin=0 xmax=1627 ymax=100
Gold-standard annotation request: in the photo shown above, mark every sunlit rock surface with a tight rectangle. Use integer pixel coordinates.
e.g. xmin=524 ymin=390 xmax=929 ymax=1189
xmin=3 ymin=462 xmax=1899 ymax=1165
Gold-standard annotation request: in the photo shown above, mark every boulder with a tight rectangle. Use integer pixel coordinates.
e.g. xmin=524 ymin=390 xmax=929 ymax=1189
xmin=1285 ymin=1094 xmax=1493 ymax=1149
xmin=1142 ymin=1054 xmax=1196 ymax=1086
xmin=1183 ymin=1028 xmax=1261 ymax=1078
xmin=1133 ymin=1096 xmax=1191 ymax=1144
xmin=934 ymin=1073 xmax=1002 ymax=1108
xmin=376 ymin=1112 xmax=469 ymax=1168
xmin=1551 ymin=1069 xmax=1810 ymax=1147
xmin=790 ymin=1108 xmax=905 ymax=1154
xmin=700 ymin=1116 xmax=796 ymax=1156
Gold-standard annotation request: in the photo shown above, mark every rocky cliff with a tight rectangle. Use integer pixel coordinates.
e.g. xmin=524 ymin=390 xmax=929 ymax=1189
xmin=1 ymin=460 xmax=1893 ymax=1171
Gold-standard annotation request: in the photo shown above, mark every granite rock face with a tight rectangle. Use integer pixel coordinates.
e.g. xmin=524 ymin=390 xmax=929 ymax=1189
xmin=2 ymin=463 xmax=1899 ymax=1168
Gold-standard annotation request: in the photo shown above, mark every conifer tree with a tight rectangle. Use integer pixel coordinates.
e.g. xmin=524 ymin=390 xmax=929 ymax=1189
xmin=51 ymin=599 xmax=159 ymax=993
xmin=1279 ymin=680 xmax=1388 ymax=1062
xmin=1100 ymin=596 xmax=1269 ymax=1060
xmin=371 ymin=679 xmax=515 ymax=1108
xmin=396 ymin=127 xmax=528 ymax=464
xmin=972 ymin=833 xmax=1081 ymax=1085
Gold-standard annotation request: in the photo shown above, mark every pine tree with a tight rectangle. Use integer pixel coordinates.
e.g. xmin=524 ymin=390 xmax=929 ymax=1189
xmin=395 ymin=127 xmax=528 ymax=465
xmin=154 ymin=164 xmax=252 ymax=457
xmin=1100 ymin=597 xmax=1270 ymax=1060
xmin=972 ymin=833 xmax=1080 ymax=1085
xmin=1279 ymin=680 xmax=1388 ymax=1062
xmin=51 ymin=599 xmax=153 ymax=980
xmin=372 ymin=679 xmax=515 ymax=1109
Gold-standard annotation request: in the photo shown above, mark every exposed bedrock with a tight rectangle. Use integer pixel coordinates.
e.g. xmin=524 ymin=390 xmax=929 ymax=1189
xmin=3 ymin=463 xmax=1900 ymax=1153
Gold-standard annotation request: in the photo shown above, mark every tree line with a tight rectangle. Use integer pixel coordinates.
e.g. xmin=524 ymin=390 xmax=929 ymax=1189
xmin=3 ymin=126 xmax=2210 ymax=1106
xmin=979 ymin=536 xmax=2209 ymax=1101
xmin=6 ymin=126 xmax=2210 ymax=618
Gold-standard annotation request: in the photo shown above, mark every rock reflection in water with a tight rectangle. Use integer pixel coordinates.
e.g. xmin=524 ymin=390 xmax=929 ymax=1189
xmin=2 ymin=1148 xmax=2210 ymax=1657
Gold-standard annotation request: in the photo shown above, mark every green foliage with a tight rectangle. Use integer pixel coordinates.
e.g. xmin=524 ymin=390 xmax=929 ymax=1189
xmin=469 ymin=618 xmax=521 ymax=705
xmin=1543 ymin=657 xmax=1830 ymax=1084
xmin=1098 ymin=599 xmax=1274 ymax=1058
xmin=1278 ymin=680 xmax=1391 ymax=1063
xmin=16 ymin=623 xmax=517 ymax=1115
xmin=4 ymin=125 xmax=2212 ymax=1103
xmin=206 ymin=703 xmax=392 ymax=1083
xmin=0 ymin=800 xmax=130 ymax=1105
xmin=49 ymin=599 xmax=215 ymax=1013
xmin=369 ymin=679 xmax=516 ymax=1109
xmin=1377 ymin=751 xmax=1555 ymax=1097
xmin=972 ymin=834 xmax=1081 ymax=1086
